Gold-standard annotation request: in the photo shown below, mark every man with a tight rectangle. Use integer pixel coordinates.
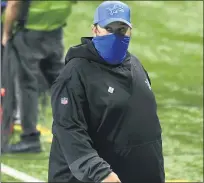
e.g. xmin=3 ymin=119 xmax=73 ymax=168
xmin=2 ymin=1 xmax=76 ymax=153
xmin=49 ymin=1 xmax=165 ymax=182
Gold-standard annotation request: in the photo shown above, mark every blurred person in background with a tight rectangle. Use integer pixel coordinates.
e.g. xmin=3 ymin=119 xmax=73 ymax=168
xmin=1 ymin=0 xmax=7 ymax=58
xmin=1 ymin=1 xmax=77 ymax=153
xmin=1 ymin=0 xmax=21 ymax=127
xmin=49 ymin=1 xmax=165 ymax=183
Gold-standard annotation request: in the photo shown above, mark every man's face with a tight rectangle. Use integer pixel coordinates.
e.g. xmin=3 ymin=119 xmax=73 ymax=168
xmin=92 ymin=21 xmax=131 ymax=37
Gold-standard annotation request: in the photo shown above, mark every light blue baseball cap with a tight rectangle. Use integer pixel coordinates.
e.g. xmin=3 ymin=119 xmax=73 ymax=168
xmin=93 ymin=1 xmax=132 ymax=28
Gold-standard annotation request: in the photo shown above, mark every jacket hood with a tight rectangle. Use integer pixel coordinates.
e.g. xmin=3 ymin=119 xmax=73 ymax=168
xmin=65 ymin=37 xmax=131 ymax=66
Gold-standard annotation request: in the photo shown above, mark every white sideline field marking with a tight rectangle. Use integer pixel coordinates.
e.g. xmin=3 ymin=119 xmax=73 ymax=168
xmin=1 ymin=163 xmax=45 ymax=182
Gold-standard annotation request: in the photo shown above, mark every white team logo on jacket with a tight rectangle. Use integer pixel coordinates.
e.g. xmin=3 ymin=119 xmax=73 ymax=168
xmin=145 ymin=79 xmax=151 ymax=90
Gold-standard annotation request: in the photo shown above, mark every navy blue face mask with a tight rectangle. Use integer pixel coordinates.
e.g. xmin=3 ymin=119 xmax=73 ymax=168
xmin=92 ymin=34 xmax=130 ymax=65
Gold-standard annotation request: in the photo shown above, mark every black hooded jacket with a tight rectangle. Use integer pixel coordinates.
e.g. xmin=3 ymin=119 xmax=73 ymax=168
xmin=48 ymin=37 xmax=164 ymax=183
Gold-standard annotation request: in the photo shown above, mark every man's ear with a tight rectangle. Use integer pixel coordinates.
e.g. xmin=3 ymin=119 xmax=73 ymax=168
xmin=91 ymin=24 xmax=97 ymax=37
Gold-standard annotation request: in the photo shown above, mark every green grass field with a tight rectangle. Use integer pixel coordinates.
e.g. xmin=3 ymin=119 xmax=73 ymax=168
xmin=1 ymin=1 xmax=203 ymax=182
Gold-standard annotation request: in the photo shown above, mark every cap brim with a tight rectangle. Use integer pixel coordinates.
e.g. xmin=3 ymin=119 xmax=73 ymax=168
xmin=98 ymin=18 xmax=132 ymax=28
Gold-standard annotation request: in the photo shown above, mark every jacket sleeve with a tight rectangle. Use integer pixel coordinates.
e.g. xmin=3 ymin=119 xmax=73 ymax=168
xmin=51 ymin=66 xmax=112 ymax=182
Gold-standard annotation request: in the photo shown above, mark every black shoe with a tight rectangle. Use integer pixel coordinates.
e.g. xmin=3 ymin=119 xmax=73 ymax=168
xmin=7 ymin=140 xmax=42 ymax=153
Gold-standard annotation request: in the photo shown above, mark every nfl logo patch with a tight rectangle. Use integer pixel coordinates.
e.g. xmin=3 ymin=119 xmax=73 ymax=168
xmin=61 ymin=97 xmax=68 ymax=105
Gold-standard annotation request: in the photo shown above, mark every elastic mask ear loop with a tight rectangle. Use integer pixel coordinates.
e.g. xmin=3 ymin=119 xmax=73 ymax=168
xmin=94 ymin=24 xmax=102 ymax=36
xmin=96 ymin=28 xmax=101 ymax=36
